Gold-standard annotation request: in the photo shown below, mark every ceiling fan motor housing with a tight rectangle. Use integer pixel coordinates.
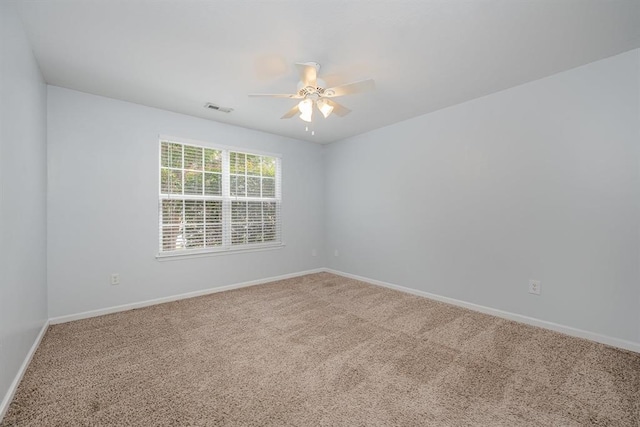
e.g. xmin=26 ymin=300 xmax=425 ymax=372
xmin=297 ymin=78 xmax=327 ymax=98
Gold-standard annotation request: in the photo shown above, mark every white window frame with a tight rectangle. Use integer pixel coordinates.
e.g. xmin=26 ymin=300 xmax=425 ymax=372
xmin=156 ymin=135 xmax=283 ymax=260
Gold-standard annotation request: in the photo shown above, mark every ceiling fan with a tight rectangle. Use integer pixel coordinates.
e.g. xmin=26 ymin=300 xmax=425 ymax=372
xmin=249 ymin=62 xmax=375 ymax=123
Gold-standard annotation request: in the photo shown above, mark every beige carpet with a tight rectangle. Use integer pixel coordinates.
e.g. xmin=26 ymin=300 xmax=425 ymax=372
xmin=2 ymin=273 xmax=639 ymax=426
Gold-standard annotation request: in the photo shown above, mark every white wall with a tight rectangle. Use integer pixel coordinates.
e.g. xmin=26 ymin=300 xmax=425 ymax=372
xmin=47 ymin=86 xmax=324 ymax=318
xmin=325 ymin=49 xmax=640 ymax=343
xmin=0 ymin=1 xmax=48 ymax=406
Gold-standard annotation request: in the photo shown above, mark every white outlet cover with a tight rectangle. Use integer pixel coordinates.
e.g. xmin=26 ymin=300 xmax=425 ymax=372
xmin=111 ymin=274 xmax=120 ymax=285
xmin=528 ymin=279 xmax=541 ymax=295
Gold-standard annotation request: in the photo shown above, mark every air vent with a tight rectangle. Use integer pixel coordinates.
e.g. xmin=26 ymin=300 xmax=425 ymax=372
xmin=204 ymin=103 xmax=233 ymax=113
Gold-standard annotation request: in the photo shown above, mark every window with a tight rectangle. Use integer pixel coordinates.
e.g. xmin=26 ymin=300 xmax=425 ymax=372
xmin=159 ymin=138 xmax=281 ymax=256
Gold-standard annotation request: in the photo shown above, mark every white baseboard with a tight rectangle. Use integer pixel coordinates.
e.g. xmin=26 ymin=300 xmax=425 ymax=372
xmin=325 ymin=268 xmax=640 ymax=354
xmin=49 ymin=268 xmax=326 ymax=325
xmin=0 ymin=320 xmax=49 ymax=422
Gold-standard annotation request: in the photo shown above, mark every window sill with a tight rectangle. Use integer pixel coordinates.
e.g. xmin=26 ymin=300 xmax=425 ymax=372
xmin=156 ymin=243 xmax=285 ymax=261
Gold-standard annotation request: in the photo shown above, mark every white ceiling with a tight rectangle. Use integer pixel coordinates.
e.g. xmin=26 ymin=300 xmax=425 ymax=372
xmin=15 ymin=0 xmax=640 ymax=144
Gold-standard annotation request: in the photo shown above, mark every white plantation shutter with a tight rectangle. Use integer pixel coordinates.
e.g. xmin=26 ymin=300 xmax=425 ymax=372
xmin=159 ymin=139 xmax=281 ymax=255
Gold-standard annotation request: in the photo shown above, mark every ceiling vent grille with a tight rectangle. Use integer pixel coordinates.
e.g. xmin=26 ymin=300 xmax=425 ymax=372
xmin=204 ymin=103 xmax=233 ymax=113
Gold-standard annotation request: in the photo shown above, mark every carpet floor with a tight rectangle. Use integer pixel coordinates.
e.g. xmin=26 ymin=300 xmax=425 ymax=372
xmin=2 ymin=272 xmax=639 ymax=426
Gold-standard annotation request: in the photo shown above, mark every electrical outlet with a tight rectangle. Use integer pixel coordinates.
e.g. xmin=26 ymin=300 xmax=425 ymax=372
xmin=111 ymin=273 xmax=120 ymax=286
xmin=311 ymin=249 xmax=317 ymax=257
xmin=528 ymin=279 xmax=540 ymax=295
xmin=334 ymin=249 xmax=339 ymax=257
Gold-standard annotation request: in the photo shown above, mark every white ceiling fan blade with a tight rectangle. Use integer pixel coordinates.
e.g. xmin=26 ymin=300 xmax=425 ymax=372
xmin=280 ymin=104 xmax=300 ymax=119
xmin=248 ymin=93 xmax=302 ymax=98
xmin=295 ymin=62 xmax=317 ymax=87
xmin=324 ymin=99 xmax=351 ymax=117
xmin=324 ymin=79 xmax=375 ymax=97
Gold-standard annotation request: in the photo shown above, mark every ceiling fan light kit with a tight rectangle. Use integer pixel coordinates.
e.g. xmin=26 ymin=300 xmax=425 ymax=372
xmin=249 ymin=61 xmax=375 ymax=126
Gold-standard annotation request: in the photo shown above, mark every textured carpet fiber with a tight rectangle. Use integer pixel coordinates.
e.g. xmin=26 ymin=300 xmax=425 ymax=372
xmin=2 ymin=273 xmax=639 ymax=426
